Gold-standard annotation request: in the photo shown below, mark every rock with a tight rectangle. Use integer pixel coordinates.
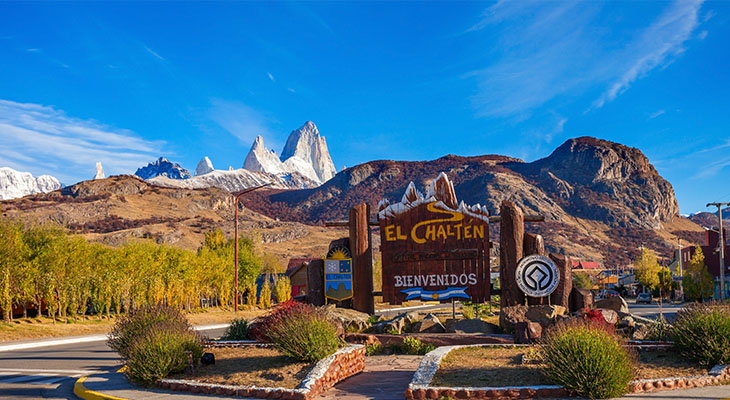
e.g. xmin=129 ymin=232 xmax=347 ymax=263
xmin=515 ymin=321 xmax=542 ymax=344
xmin=549 ymin=253 xmax=572 ymax=309
xmin=569 ymin=288 xmax=593 ymax=312
xmin=445 ymin=318 xmax=499 ymax=334
xmin=595 ymin=308 xmax=618 ymax=325
xmin=525 ymin=305 xmax=567 ymax=326
xmin=499 ymin=201 xmax=525 ymax=308
xmin=632 ymin=323 xmax=650 ymax=340
xmin=618 ymin=316 xmax=635 ymax=329
xmin=410 ymin=313 xmax=446 ymax=333
xmin=370 ymin=312 xmax=419 ymax=334
xmin=500 ymin=305 xmax=528 ymax=333
xmin=345 ymin=333 xmax=381 ymax=346
xmin=324 ymin=305 xmax=372 ymax=333
xmin=595 ymin=296 xmax=629 ymax=314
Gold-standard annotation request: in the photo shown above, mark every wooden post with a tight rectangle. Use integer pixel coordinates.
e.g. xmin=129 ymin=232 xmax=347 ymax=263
xmin=500 ymin=201 xmax=525 ymax=308
xmin=350 ymin=204 xmax=374 ymax=314
xmin=524 ymin=233 xmax=546 ymax=305
xmin=550 ymin=254 xmax=573 ymax=309
xmin=307 ymin=259 xmax=325 ymax=306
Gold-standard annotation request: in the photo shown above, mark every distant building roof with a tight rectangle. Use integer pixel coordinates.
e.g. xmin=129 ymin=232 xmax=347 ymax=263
xmin=285 ymin=258 xmax=319 ymax=276
xmin=574 ymin=261 xmax=601 ymax=270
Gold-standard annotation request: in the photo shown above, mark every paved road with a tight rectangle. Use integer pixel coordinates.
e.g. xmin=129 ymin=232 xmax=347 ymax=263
xmin=627 ymin=299 xmax=684 ymax=320
xmin=0 ymin=327 xmax=226 ymax=400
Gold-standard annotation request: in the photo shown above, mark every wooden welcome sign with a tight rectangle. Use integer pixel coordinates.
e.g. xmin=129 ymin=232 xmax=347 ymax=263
xmin=377 ymin=173 xmax=490 ymax=305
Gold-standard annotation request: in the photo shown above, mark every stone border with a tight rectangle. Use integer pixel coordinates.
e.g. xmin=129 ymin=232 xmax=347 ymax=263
xmin=157 ymin=344 xmax=365 ymax=400
xmin=406 ymin=344 xmax=730 ymax=399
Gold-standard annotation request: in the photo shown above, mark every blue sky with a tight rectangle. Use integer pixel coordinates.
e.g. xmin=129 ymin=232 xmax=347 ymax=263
xmin=0 ymin=1 xmax=728 ymax=214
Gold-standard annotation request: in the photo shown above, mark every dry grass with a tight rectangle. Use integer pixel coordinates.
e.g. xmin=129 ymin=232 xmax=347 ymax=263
xmin=175 ymin=346 xmax=313 ymax=389
xmin=432 ymin=347 xmax=551 ymax=387
xmin=0 ymin=308 xmax=263 ymax=343
xmin=431 ymin=347 xmax=709 ymax=388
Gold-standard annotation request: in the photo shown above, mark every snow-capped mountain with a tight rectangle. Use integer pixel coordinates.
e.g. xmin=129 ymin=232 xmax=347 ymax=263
xmin=0 ymin=167 xmax=62 ymax=200
xmin=135 ymin=157 xmax=192 ymax=180
xmin=242 ymin=121 xmax=336 ymax=184
xmin=195 ymin=157 xmax=214 ymax=176
xmin=93 ymin=162 xmax=105 ymax=180
xmin=148 ymin=168 xmax=316 ymax=191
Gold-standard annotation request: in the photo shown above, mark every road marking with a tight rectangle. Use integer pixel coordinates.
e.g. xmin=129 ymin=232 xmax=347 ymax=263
xmin=0 ymin=368 xmax=97 ymax=375
xmin=32 ymin=376 xmax=68 ymax=385
xmin=0 ymin=323 xmax=228 ymax=352
xmin=1 ymin=374 xmax=51 ymax=383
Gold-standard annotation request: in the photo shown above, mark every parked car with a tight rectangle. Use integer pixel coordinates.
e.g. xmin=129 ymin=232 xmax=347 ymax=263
xmin=636 ymin=292 xmax=652 ymax=304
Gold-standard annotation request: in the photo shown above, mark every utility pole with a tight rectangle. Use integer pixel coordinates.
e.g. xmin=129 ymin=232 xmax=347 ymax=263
xmin=706 ymin=202 xmax=729 ymax=301
xmin=678 ymin=238 xmax=683 ymax=302
xmin=233 ymin=183 xmax=271 ymax=312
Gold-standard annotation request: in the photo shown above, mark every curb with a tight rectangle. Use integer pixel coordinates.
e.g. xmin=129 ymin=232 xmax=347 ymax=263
xmin=74 ymin=376 xmax=129 ymax=400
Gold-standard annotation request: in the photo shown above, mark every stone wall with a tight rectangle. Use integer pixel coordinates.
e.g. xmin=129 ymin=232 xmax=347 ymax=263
xmin=158 ymin=344 xmax=365 ymax=400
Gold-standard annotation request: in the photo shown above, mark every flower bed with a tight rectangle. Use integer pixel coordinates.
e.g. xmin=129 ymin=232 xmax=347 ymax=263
xmin=406 ymin=344 xmax=730 ymax=399
xmin=157 ymin=343 xmax=365 ymax=400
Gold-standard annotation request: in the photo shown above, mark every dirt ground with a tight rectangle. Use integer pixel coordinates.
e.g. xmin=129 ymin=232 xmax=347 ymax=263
xmin=175 ymin=346 xmax=313 ymax=389
xmin=431 ymin=347 xmax=709 ymax=388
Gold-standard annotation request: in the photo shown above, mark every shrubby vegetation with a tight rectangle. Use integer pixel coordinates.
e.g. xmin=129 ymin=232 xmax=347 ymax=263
xmin=108 ymin=304 xmax=203 ymax=384
xmin=0 ymin=217 xmax=269 ymax=321
xmin=263 ymin=300 xmax=342 ymax=363
xmin=274 ymin=276 xmax=292 ymax=303
xmin=222 ymin=317 xmax=250 ymax=340
xmin=541 ymin=319 xmax=635 ymax=399
xmin=672 ymin=301 xmax=730 ymax=367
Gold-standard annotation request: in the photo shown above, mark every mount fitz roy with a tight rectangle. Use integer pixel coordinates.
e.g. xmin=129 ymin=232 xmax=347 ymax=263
xmin=243 ymin=121 xmax=336 ymax=184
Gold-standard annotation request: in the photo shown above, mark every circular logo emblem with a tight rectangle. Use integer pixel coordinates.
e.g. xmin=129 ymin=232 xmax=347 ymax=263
xmin=515 ymin=255 xmax=560 ymax=297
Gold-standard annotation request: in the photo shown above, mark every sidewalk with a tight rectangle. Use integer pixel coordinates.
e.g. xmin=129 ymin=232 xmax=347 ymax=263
xmin=0 ymin=323 xmax=229 ymax=352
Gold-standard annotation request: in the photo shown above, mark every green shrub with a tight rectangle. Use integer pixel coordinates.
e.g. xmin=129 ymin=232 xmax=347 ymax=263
xmin=266 ymin=303 xmax=342 ymax=363
xmin=396 ymin=337 xmax=435 ymax=355
xmin=644 ymin=318 xmax=671 ymax=342
xmin=273 ymin=276 xmax=292 ymax=303
xmin=541 ymin=319 xmax=635 ymax=399
xmin=672 ymin=301 xmax=730 ymax=367
xmin=107 ymin=305 xmax=191 ymax=360
xmin=222 ymin=317 xmax=249 ymax=340
xmin=126 ymin=324 xmax=203 ymax=384
xmin=365 ymin=343 xmax=382 ymax=356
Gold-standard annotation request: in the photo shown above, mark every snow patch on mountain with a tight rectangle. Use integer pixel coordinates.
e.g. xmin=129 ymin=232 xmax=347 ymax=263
xmin=242 ymin=121 xmax=336 ymax=184
xmin=0 ymin=167 xmax=62 ymax=200
xmin=195 ymin=157 xmax=214 ymax=176
xmin=135 ymin=157 xmax=192 ymax=180
xmin=94 ymin=162 xmax=105 ymax=180
xmin=147 ymin=168 xmax=316 ymax=191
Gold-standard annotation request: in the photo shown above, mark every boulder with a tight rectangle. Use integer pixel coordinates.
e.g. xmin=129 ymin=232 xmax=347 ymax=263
xmin=500 ymin=305 xmax=528 ymax=333
xmin=410 ymin=313 xmax=446 ymax=333
xmin=569 ymin=288 xmax=593 ymax=312
xmin=370 ymin=312 xmax=419 ymax=334
xmin=515 ymin=321 xmax=542 ymax=344
xmin=595 ymin=296 xmax=629 ymax=314
xmin=618 ymin=316 xmax=635 ymax=329
xmin=345 ymin=333 xmax=381 ymax=346
xmin=595 ymin=308 xmax=618 ymax=325
xmin=632 ymin=323 xmax=650 ymax=340
xmin=325 ymin=305 xmax=372 ymax=333
xmin=445 ymin=318 xmax=500 ymax=334
xmin=501 ymin=305 xmax=567 ymax=332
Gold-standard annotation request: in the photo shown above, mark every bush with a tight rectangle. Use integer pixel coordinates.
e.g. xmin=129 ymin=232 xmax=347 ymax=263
xmin=265 ymin=303 xmax=342 ymax=363
xmin=274 ymin=276 xmax=292 ymax=303
xmin=541 ymin=319 xmax=635 ymax=399
xmin=250 ymin=299 xmax=307 ymax=341
xmin=222 ymin=317 xmax=249 ymax=340
xmin=126 ymin=323 xmax=203 ymax=384
xmin=581 ymin=309 xmax=615 ymax=334
xmin=259 ymin=281 xmax=272 ymax=309
xmin=396 ymin=337 xmax=435 ymax=355
xmin=644 ymin=318 xmax=671 ymax=342
xmin=108 ymin=305 xmax=191 ymax=360
xmin=672 ymin=301 xmax=730 ymax=367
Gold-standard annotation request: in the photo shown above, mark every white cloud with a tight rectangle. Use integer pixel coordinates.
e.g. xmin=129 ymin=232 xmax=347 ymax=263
xmin=466 ymin=0 xmax=705 ymax=117
xmin=267 ymin=72 xmax=275 ymax=81
xmin=0 ymin=99 xmax=166 ymax=184
xmin=649 ymin=110 xmax=666 ymax=119
xmin=143 ymin=45 xmax=165 ymax=61
xmin=207 ymin=99 xmax=278 ymax=150
xmin=592 ymin=0 xmax=704 ymax=109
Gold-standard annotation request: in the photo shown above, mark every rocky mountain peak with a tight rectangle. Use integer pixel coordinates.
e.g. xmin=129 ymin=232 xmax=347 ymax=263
xmin=93 ymin=162 xmax=105 ymax=180
xmin=0 ymin=167 xmax=62 ymax=200
xmin=243 ymin=135 xmax=287 ymax=175
xmin=135 ymin=157 xmax=191 ymax=180
xmin=195 ymin=157 xmax=214 ymax=176
xmin=280 ymin=121 xmax=336 ymax=183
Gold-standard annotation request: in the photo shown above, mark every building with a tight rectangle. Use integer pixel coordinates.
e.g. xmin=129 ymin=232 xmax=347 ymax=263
xmin=672 ymin=228 xmax=730 ymax=299
xmin=285 ymin=258 xmax=319 ymax=298
xmin=572 ymin=260 xmax=601 ymax=270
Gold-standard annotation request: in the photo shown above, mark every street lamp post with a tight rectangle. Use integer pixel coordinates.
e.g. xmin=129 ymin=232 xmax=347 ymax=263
xmin=706 ymin=203 xmax=729 ymax=301
xmin=233 ymin=184 xmax=271 ymax=312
